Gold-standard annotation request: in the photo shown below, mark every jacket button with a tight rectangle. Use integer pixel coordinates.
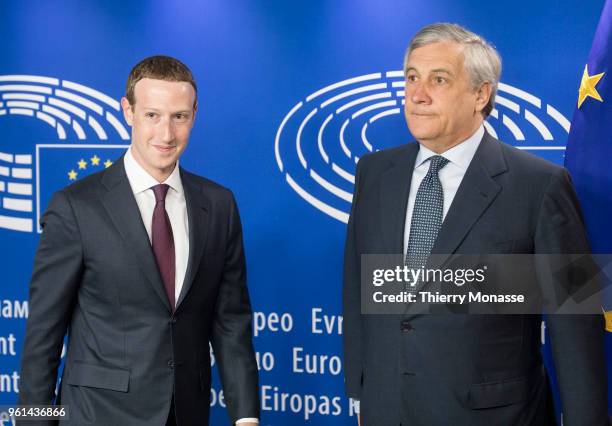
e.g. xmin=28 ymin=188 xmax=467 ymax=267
xmin=169 ymin=317 xmax=177 ymax=324
xmin=400 ymin=320 xmax=413 ymax=332
xmin=167 ymin=360 xmax=175 ymax=369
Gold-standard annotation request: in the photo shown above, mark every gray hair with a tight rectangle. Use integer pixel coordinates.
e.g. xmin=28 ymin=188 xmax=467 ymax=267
xmin=404 ymin=23 xmax=502 ymax=117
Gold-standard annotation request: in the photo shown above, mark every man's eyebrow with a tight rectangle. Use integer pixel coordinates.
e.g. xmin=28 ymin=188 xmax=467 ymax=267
xmin=140 ymin=108 xmax=192 ymax=114
xmin=430 ymin=68 xmax=453 ymax=76
xmin=404 ymin=67 xmax=454 ymax=76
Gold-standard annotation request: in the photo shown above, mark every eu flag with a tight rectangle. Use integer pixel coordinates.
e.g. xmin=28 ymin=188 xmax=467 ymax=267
xmin=37 ymin=144 xmax=128 ymax=232
xmin=565 ymin=0 xmax=612 ymax=331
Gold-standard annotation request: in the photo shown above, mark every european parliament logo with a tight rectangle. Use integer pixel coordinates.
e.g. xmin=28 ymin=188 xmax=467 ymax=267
xmin=275 ymin=71 xmax=572 ymax=223
xmin=0 ymin=75 xmax=129 ymax=233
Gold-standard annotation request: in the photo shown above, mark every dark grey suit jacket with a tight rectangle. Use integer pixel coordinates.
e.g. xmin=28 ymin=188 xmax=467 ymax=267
xmin=343 ymin=132 xmax=608 ymax=425
xmin=19 ymin=157 xmax=259 ymax=425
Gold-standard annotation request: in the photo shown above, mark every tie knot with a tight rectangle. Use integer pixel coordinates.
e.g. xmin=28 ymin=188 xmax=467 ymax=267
xmin=151 ymin=184 xmax=170 ymax=203
xmin=428 ymin=155 xmax=449 ymax=174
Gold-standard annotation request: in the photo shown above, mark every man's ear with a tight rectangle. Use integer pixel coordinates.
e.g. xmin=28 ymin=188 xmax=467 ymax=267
xmin=120 ymin=97 xmax=134 ymax=126
xmin=474 ymin=82 xmax=492 ymax=114
xmin=190 ymin=100 xmax=198 ymax=125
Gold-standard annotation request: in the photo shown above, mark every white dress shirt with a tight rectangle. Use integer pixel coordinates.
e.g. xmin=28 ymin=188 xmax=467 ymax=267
xmin=123 ymin=147 xmax=258 ymax=424
xmin=403 ymin=125 xmax=484 ymax=254
xmin=124 ymin=147 xmax=189 ymax=302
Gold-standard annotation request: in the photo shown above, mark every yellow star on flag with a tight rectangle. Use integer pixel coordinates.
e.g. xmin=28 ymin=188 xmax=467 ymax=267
xmin=578 ymin=64 xmax=605 ymax=108
xmin=605 ymin=310 xmax=612 ymax=333
xmin=91 ymin=155 xmax=100 ymax=166
xmin=77 ymin=159 xmax=87 ymax=170
xmin=68 ymin=169 xmax=78 ymax=180
xmin=104 ymin=159 xmax=113 ymax=168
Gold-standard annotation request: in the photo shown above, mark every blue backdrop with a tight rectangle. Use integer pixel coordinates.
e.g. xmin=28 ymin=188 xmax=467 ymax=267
xmin=0 ymin=1 xmax=610 ymax=424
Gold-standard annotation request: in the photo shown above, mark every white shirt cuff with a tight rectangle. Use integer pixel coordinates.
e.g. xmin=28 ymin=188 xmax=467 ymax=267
xmin=235 ymin=418 xmax=259 ymax=424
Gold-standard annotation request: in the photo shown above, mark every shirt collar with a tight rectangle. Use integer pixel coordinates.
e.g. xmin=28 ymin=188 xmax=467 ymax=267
xmin=124 ymin=146 xmax=183 ymax=195
xmin=415 ymin=124 xmax=485 ymax=170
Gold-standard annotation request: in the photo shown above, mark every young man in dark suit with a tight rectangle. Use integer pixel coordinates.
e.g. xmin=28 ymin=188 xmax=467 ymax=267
xmin=19 ymin=56 xmax=259 ymax=426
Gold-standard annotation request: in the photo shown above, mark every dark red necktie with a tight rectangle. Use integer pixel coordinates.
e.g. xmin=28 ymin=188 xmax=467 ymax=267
xmin=151 ymin=184 xmax=175 ymax=309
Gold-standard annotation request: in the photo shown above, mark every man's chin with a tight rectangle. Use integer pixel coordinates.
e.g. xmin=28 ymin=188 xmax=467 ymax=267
xmin=407 ymin=128 xmax=438 ymax=142
xmin=151 ymin=159 xmax=177 ymax=173
xmin=152 ymin=151 xmax=178 ymax=163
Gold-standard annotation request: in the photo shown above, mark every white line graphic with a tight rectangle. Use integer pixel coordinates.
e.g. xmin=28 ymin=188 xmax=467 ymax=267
xmin=318 ymin=113 xmax=333 ymax=164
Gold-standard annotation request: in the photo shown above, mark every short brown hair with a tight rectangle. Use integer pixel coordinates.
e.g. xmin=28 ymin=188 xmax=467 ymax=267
xmin=125 ymin=55 xmax=197 ymax=107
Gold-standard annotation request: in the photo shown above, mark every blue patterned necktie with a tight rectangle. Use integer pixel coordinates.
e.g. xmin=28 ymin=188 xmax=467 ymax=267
xmin=405 ymin=155 xmax=450 ymax=274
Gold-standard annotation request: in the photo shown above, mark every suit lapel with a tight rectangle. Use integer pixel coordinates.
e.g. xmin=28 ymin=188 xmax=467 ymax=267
xmin=176 ymin=170 xmax=210 ymax=309
xmin=100 ymin=157 xmax=172 ymax=313
xmin=379 ymin=143 xmax=419 ymax=253
xmin=428 ymin=132 xmax=508 ymax=269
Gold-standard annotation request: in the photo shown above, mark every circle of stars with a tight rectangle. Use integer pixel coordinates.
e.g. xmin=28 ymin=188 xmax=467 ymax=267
xmin=68 ymin=154 xmax=113 ymax=181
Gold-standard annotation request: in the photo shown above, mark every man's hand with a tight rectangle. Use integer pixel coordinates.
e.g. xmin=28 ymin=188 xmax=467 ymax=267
xmin=358 ymin=414 xmax=361 ymax=426
xmin=236 ymin=423 xmax=257 ymax=426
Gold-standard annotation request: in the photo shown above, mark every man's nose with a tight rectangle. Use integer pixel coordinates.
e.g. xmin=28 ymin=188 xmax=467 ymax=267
xmin=409 ymin=82 xmax=431 ymax=104
xmin=159 ymin=118 xmax=175 ymax=143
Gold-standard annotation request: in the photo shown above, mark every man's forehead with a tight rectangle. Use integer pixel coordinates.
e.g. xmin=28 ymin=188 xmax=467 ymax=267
xmin=133 ymin=78 xmax=196 ymax=107
xmin=134 ymin=78 xmax=194 ymax=95
xmin=406 ymin=41 xmax=465 ymax=72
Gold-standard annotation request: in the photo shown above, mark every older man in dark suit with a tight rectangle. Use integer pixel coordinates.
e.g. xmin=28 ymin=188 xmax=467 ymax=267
xmin=343 ymin=24 xmax=608 ymax=426
xmin=19 ymin=56 xmax=259 ymax=426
